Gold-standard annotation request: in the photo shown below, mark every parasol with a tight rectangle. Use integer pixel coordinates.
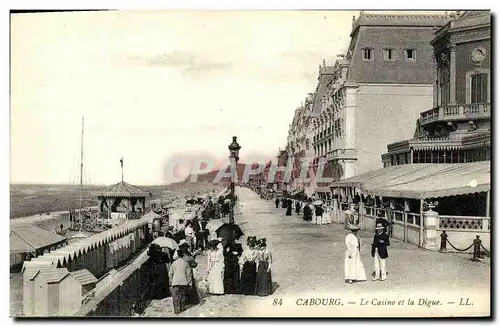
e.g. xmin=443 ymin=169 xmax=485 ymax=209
xmin=215 ymin=223 xmax=244 ymax=241
xmin=206 ymin=220 xmax=224 ymax=233
xmin=313 ymin=200 xmax=323 ymax=205
xmin=152 ymin=237 xmax=179 ymax=250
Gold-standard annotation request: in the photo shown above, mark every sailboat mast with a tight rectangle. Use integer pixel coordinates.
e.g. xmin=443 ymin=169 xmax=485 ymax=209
xmin=79 ymin=117 xmax=84 ymax=231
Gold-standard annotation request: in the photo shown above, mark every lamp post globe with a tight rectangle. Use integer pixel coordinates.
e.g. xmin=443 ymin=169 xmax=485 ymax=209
xmin=228 ymin=136 xmax=241 ymax=224
xmin=228 ymin=136 xmax=241 ymax=161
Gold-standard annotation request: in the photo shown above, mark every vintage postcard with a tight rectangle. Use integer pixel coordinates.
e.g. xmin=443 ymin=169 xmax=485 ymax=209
xmin=10 ymin=9 xmax=491 ymax=318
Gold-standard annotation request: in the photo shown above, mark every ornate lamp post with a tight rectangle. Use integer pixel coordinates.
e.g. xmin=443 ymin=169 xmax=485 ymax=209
xmin=228 ymin=136 xmax=241 ymax=224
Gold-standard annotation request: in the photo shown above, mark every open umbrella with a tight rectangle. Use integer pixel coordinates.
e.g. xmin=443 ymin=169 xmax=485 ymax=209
xmin=313 ymin=200 xmax=323 ymax=206
xmin=206 ymin=220 xmax=224 ymax=233
xmin=215 ymin=223 xmax=244 ymax=241
xmin=152 ymin=237 xmax=179 ymax=250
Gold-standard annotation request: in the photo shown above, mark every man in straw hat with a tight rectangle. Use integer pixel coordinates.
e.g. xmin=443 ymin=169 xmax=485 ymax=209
xmin=344 ymin=223 xmax=367 ymax=284
xmin=371 ymin=222 xmax=390 ymax=281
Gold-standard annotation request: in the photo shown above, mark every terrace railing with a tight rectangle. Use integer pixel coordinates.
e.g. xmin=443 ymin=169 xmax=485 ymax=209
xmin=420 ymin=103 xmax=490 ymax=125
xmin=438 ymin=215 xmax=490 ymax=232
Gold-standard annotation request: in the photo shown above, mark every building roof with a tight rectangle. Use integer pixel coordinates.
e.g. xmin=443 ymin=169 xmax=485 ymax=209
xmin=142 ymin=210 xmax=161 ymax=220
xmin=94 ymin=181 xmax=149 ymax=198
xmin=22 ymin=266 xmax=54 ymax=280
xmin=433 ymin=10 xmax=490 ymax=44
xmin=351 ymin=12 xmax=450 ymax=36
xmin=70 ymin=232 xmax=90 ymax=240
xmin=69 ymin=269 xmax=98 ymax=285
xmin=10 ymin=225 xmax=67 ymax=254
xmin=311 ymin=65 xmax=334 ymax=115
xmin=33 ymin=268 xmax=70 ymax=283
xmin=24 ymin=216 xmax=153 ymax=267
xmin=331 ymin=162 xmax=490 ymax=199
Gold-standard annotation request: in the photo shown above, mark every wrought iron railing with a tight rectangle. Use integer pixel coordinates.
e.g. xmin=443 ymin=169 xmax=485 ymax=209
xmin=438 ymin=215 xmax=490 ymax=231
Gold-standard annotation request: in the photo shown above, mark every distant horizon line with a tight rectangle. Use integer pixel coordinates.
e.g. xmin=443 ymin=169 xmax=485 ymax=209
xmin=9 ymin=182 xmax=177 ymax=187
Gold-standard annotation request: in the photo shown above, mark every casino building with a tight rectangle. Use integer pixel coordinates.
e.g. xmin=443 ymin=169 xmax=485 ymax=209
xmin=381 ymin=11 xmax=491 ymax=166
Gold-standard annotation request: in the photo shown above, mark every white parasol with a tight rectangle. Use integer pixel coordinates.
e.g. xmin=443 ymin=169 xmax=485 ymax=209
xmin=152 ymin=237 xmax=179 ymax=250
xmin=313 ymin=200 xmax=323 ymax=205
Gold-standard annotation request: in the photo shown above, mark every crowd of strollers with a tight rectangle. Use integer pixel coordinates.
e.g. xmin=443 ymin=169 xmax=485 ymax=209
xmin=143 ymin=196 xmax=274 ymax=315
xmin=274 ymin=197 xmax=334 ymax=225
xmin=274 ymin=196 xmax=391 ymax=285
xmin=145 ymin=234 xmax=274 ymax=314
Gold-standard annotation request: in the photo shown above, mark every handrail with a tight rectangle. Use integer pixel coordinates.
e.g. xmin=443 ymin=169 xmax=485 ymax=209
xmin=439 ymin=215 xmax=489 ymax=220
xmin=420 ymin=103 xmax=490 ymax=124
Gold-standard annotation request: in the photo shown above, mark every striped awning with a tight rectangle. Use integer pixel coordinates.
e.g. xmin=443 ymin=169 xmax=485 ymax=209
xmin=331 ymin=162 xmax=490 ymax=199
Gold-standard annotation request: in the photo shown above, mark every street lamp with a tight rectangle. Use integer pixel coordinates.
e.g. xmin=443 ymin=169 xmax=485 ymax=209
xmin=228 ymin=136 xmax=241 ymax=224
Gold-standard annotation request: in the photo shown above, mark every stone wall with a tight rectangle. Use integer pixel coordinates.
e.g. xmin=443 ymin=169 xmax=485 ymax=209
xmin=354 ymin=84 xmax=433 ymax=176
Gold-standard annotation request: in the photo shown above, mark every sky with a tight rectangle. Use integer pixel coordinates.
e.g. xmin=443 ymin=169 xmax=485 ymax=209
xmin=10 ymin=10 xmax=358 ymax=185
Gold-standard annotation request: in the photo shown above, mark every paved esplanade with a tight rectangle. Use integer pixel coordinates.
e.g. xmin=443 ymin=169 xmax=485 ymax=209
xmin=143 ymin=187 xmax=490 ymax=317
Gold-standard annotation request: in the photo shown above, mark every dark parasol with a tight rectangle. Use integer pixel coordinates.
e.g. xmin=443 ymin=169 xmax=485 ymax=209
xmin=215 ymin=223 xmax=244 ymax=241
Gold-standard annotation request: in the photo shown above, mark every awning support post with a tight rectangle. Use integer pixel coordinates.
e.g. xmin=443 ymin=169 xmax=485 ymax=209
xmin=403 ymin=199 xmax=408 ymax=243
xmin=419 ymin=199 xmax=424 ymax=247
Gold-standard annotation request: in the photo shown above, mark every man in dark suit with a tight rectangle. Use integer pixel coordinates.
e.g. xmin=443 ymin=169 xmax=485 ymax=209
xmin=371 ymin=222 xmax=390 ymax=281
xmin=192 ymin=218 xmax=208 ymax=250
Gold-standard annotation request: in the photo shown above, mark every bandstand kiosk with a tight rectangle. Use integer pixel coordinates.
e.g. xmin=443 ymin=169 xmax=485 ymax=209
xmin=94 ymin=181 xmax=149 ymax=224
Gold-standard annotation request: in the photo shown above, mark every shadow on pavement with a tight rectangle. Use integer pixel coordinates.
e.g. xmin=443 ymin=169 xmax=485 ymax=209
xmin=272 ymin=282 xmax=280 ymax=294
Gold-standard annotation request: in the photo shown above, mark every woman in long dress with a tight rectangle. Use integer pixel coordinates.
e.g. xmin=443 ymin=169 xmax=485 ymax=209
xmin=223 ymin=240 xmax=242 ymax=294
xmin=310 ymin=203 xmax=317 ymax=224
xmin=285 ymin=200 xmax=292 ymax=216
xmin=324 ymin=206 xmax=332 ymax=224
xmin=303 ymin=203 xmax=312 ymax=221
xmin=239 ymin=236 xmax=258 ymax=295
xmin=344 ymin=224 xmax=367 ymax=284
xmin=206 ymin=240 xmax=224 ymax=295
xmin=256 ymin=238 xmax=273 ymax=296
xmin=146 ymin=244 xmax=170 ymax=299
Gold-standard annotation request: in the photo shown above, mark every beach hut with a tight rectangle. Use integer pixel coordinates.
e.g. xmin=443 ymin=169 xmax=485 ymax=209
xmin=29 ymin=267 xmax=82 ymax=316
xmin=69 ymin=269 xmax=98 ymax=298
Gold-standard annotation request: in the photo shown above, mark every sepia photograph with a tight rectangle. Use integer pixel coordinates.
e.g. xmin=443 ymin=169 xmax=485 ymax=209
xmin=9 ymin=8 xmax=491 ymax=318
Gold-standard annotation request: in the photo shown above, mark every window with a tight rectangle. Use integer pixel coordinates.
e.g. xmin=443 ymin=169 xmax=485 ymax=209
xmin=362 ymin=48 xmax=373 ymax=60
xmin=405 ymin=49 xmax=416 ymax=61
xmin=439 ymin=65 xmax=450 ymax=106
xmin=470 ymin=73 xmax=488 ymax=103
xmin=383 ymin=49 xmax=395 ymax=61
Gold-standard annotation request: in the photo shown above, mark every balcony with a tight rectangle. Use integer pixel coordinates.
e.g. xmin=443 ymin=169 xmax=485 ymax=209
xmin=420 ymin=103 xmax=490 ymax=126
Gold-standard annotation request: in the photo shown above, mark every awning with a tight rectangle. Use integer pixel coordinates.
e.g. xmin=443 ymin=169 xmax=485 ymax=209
xmin=330 ymin=162 xmax=490 ymax=199
xmin=315 ymin=187 xmax=332 ymax=193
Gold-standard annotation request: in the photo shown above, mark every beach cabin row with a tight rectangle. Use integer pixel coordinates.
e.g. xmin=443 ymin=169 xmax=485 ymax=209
xmin=21 ymin=217 xmax=153 ymax=316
